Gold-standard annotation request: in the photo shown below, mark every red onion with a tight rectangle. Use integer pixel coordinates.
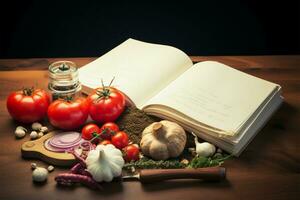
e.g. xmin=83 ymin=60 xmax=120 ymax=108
xmin=44 ymin=139 xmax=65 ymax=152
xmin=44 ymin=131 xmax=87 ymax=152
xmin=49 ymin=139 xmax=82 ymax=148
xmin=51 ymin=132 xmax=81 ymax=144
xmin=49 ymin=132 xmax=81 ymax=147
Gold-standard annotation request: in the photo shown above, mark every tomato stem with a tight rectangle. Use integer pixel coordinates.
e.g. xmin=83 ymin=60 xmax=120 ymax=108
xmin=90 ymin=132 xmax=100 ymax=143
xmin=22 ymin=87 xmax=34 ymax=96
xmin=101 ymin=128 xmax=116 ymax=136
xmin=95 ymin=77 xmax=115 ymax=101
xmin=108 ymin=77 xmax=115 ymax=87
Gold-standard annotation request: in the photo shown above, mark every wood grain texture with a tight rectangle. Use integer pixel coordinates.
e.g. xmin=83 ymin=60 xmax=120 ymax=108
xmin=0 ymin=55 xmax=300 ymax=70
xmin=0 ymin=56 xmax=299 ymax=200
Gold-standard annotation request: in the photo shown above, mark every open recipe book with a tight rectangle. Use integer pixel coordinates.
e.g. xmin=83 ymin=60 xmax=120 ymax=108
xmin=79 ymin=39 xmax=283 ymax=156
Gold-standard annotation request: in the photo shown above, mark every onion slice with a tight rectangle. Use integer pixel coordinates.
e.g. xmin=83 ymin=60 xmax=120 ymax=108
xmin=44 ymin=131 xmax=86 ymax=152
xmin=49 ymin=139 xmax=83 ymax=149
xmin=59 ymin=132 xmax=81 ymax=143
xmin=50 ymin=132 xmax=81 ymax=145
xmin=44 ymin=139 xmax=65 ymax=152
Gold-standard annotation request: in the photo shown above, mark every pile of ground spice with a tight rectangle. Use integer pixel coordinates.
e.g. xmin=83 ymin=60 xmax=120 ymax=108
xmin=116 ymin=106 xmax=158 ymax=144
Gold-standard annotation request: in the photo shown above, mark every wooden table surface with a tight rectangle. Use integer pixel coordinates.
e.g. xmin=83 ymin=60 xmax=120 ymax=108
xmin=0 ymin=56 xmax=299 ymax=200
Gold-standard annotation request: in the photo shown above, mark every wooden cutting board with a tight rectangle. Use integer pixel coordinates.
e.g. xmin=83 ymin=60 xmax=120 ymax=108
xmin=21 ymin=131 xmax=77 ymax=167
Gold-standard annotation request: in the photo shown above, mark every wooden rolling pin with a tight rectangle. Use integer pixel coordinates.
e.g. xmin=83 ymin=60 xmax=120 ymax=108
xmin=122 ymin=167 xmax=226 ymax=183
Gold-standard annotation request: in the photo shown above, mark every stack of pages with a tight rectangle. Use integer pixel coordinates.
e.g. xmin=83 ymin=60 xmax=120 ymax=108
xmin=79 ymin=39 xmax=283 ymax=156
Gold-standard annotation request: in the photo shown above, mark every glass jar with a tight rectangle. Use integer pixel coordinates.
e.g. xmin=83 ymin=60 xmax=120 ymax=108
xmin=48 ymin=61 xmax=81 ymax=100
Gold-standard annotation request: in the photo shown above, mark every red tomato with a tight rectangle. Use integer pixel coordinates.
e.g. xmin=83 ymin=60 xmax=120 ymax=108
xmin=47 ymin=98 xmax=89 ymax=130
xmin=6 ymin=88 xmax=50 ymax=123
xmin=100 ymin=122 xmax=119 ymax=140
xmin=99 ymin=140 xmax=112 ymax=145
xmin=81 ymin=123 xmax=100 ymax=140
xmin=123 ymin=144 xmax=140 ymax=162
xmin=87 ymin=87 xmax=125 ymax=123
xmin=111 ymin=131 xmax=129 ymax=149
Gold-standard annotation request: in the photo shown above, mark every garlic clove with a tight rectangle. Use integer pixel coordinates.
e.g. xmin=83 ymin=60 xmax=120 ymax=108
xmin=196 ymin=142 xmax=216 ymax=157
xmin=32 ymin=167 xmax=48 ymax=182
xmin=47 ymin=165 xmax=54 ymax=172
xmin=15 ymin=129 xmax=26 ymax=139
xmin=40 ymin=126 xmax=48 ymax=133
xmin=38 ymin=132 xmax=44 ymax=138
xmin=32 ymin=122 xmax=42 ymax=131
xmin=30 ymin=131 xmax=38 ymax=140
xmin=31 ymin=163 xmax=37 ymax=170
xmin=192 ymin=132 xmax=216 ymax=157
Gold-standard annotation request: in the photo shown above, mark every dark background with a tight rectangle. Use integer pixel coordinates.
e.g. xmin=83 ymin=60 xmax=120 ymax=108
xmin=0 ymin=0 xmax=299 ymax=58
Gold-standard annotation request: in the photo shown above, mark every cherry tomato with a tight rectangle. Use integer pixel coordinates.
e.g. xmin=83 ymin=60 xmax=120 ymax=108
xmin=6 ymin=88 xmax=50 ymax=123
xmin=87 ymin=87 xmax=125 ymax=123
xmin=100 ymin=122 xmax=119 ymax=140
xmin=111 ymin=131 xmax=129 ymax=149
xmin=47 ymin=98 xmax=89 ymax=130
xmin=123 ymin=144 xmax=140 ymax=162
xmin=99 ymin=140 xmax=112 ymax=145
xmin=81 ymin=123 xmax=100 ymax=140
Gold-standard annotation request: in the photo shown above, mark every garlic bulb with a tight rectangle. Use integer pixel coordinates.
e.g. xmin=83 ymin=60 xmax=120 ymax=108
xmin=86 ymin=144 xmax=124 ymax=182
xmin=140 ymin=120 xmax=186 ymax=160
xmin=32 ymin=167 xmax=48 ymax=182
xmin=192 ymin=132 xmax=216 ymax=157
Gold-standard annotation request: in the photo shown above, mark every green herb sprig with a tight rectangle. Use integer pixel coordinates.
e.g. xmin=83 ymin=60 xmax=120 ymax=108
xmin=123 ymin=154 xmax=232 ymax=170
xmin=188 ymin=154 xmax=232 ymax=168
xmin=123 ymin=157 xmax=186 ymax=169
